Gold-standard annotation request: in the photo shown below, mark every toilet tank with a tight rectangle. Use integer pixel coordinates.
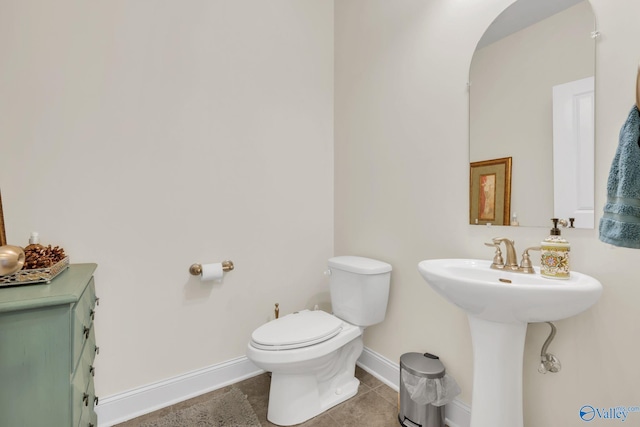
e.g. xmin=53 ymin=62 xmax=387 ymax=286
xmin=328 ymin=256 xmax=392 ymax=327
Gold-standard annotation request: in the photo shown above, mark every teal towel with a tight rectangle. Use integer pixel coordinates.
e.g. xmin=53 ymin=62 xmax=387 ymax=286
xmin=599 ymin=105 xmax=640 ymax=248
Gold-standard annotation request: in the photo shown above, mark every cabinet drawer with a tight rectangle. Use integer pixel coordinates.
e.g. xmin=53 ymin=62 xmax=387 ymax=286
xmin=74 ymin=326 xmax=97 ymax=378
xmin=72 ymin=278 xmax=97 ymax=366
xmin=73 ymin=321 xmax=97 ymax=375
xmin=72 ymin=356 xmax=89 ymax=427
xmin=77 ymin=378 xmax=97 ymax=427
xmin=73 ymin=304 xmax=98 ymax=427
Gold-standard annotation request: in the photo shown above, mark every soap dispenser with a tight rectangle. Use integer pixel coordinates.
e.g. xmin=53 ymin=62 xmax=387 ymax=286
xmin=541 ymin=218 xmax=570 ymax=279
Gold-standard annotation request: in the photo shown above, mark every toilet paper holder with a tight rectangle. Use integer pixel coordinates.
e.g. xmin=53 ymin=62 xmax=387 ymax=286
xmin=189 ymin=260 xmax=234 ymax=276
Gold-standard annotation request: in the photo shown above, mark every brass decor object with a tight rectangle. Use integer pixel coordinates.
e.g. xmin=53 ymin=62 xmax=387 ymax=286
xmin=0 ymin=256 xmax=69 ymax=287
xmin=0 ymin=245 xmax=25 ymax=275
xmin=189 ymin=260 xmax=234 ymax=276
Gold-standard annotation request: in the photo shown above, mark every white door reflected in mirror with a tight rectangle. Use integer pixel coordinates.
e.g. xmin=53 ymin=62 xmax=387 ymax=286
xmin=552 ymin=77 xmax=595 ymax=228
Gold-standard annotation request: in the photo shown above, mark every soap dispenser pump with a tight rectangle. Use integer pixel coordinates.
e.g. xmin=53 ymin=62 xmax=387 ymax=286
xmin=541 ymin=218 xmax=570 ymax=279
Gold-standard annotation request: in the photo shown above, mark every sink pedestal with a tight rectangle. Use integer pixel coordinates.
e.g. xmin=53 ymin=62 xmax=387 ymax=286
xmin=468 ymin=316 xmax=527 ymax=427
xmin=418 ymin=259 xmax=603 ymax=427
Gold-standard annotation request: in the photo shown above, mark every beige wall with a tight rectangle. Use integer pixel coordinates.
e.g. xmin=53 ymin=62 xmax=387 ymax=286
xmin=2 ymin=0 xmax=639 ymax=424
xmin=0 ymin=0 xmax=334 ymax=397
xmin=336 ymin=0 xmax=640 ymax=425
xmin=470 ymin=2 xmax=595 ymax=227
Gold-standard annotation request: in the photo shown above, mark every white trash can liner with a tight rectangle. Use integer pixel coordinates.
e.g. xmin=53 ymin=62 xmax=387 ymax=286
xmin=401 ymin=370 xmax=461 ymax=407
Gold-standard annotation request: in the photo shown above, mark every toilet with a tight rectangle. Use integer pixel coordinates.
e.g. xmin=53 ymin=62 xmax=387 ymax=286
xmin=246 ymin=256 xmax=392 ymax=426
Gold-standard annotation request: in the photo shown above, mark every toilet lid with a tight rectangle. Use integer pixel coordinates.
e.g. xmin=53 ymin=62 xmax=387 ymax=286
xmin=251 ymin=310 xmax=343 ymax=351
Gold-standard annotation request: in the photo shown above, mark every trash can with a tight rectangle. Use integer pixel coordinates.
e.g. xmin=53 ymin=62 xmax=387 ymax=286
xmin=398 ymin=352 xmax=460 ymax=427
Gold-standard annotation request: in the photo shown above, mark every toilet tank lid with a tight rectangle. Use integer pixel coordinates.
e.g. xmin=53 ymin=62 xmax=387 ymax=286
xmin=328 ymin=256 xmax=392 ymax=274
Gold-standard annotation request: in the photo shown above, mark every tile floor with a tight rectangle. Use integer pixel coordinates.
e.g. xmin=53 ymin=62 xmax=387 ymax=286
xmin=116 ymin=366 xmax=403 ymax=427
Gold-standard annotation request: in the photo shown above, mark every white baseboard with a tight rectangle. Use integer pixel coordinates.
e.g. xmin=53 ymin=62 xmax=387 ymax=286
xmin=442 ymin=399 xmax=472 ymax=427
xmin=97 ymin=348 xmax=471 ymax=427
xmin=356 ymin=346 xmax=401 ymax=390
xmin=357 ymin=347 xmax=471 ymax=427
xmin=96 ymin=356 xmax=263 ymax=426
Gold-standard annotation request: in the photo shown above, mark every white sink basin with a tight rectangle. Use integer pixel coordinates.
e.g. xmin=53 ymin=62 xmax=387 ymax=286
xmin=418 ymin=258 xmax=602 ymax=323
xmin=418 ymin=258 xmax=603 ymax=427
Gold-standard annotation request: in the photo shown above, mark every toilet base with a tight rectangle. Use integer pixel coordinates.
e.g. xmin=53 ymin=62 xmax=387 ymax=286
xmin=267 ymin=374 xmax=359 ymax=426
xmin=266 ymin=337 xmax=364 ymax=426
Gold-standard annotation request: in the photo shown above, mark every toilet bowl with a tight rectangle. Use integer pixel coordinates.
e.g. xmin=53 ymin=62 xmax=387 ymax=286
xmin=247 ymin=310 xmax=363 ymax=425
xmin=246 ymin=256 xmax=392 ymax=426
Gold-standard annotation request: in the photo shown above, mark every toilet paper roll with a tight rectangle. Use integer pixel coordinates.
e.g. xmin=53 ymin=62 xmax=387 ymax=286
xmin=201 ymin=262 xmax=224 ymax=281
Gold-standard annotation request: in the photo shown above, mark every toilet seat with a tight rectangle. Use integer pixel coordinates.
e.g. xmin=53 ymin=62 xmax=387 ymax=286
xmin=251 ymin=310 xmax=343 ymax=351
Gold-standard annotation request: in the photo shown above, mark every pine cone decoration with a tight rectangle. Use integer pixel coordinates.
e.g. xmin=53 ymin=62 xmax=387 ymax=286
xmin=22 ymin=245 xmax=66 ymax=270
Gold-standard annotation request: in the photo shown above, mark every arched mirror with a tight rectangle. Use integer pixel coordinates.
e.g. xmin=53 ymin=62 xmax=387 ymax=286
xmin=469 ymin=0 xmax=596 ymax=228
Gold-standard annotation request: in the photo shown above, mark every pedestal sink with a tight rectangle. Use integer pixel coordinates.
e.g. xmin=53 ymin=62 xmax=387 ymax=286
xmin=418 ymin=259 xmax=602 ymax=427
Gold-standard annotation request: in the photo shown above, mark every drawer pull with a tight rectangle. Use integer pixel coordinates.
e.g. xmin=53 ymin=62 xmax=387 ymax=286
xmin=89 ymin=365 xmax=95 ymax=376
xmin=89 ymin=424 xmax=95 ymax=427
xmin=82 ymin=393 xmax=89 ymax=406
xmin=95 ymin=296 xmax=100 ymax=306
xmin=95 ymin=345 xmax=100 ymax=355
xmin=94 ymin=396 xmax=99 ymax=406
xmin=90 ymin=309 xmax=95 ymax=320
xmin=83 ymin=325 xmax=91 ymax=339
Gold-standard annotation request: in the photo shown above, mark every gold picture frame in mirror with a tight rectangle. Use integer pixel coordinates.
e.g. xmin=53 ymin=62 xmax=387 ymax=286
xmin=0 ymin=190 xmax=6 ymax=246
xmin=636 ymin=62 xmax=640 ymax=110
xmin=470 ymin=157 xmax=512 ymax=226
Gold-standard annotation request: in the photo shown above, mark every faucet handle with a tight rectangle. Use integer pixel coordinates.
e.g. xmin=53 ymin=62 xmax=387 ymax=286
xmin=519 ymin=246 xmax=541 ymax=274
xmin=484 ymin=242 xmax=504 ymax=267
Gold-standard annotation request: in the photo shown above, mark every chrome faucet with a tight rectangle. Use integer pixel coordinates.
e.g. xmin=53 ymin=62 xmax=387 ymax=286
xmin=485 ymin=238 xmax=540 ymax=274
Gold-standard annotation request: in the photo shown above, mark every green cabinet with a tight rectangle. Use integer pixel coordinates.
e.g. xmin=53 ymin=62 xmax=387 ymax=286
xmin=0 ymin=264 xmax=99 ymax=427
